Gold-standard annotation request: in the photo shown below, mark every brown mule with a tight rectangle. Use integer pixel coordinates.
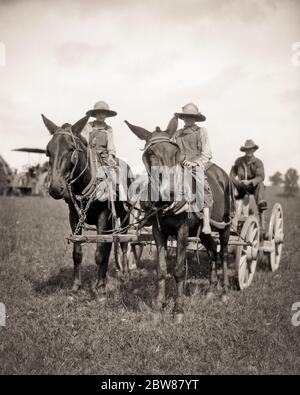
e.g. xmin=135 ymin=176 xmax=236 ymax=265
xmin=42 ymin=114 xmax=133 ymax=295
xmin=125 ymin=117 xmax=234 ymax=322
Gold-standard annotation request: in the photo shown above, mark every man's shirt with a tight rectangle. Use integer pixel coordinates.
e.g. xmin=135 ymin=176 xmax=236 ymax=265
xmin=230 ymin=155 xmax=265 ymax=186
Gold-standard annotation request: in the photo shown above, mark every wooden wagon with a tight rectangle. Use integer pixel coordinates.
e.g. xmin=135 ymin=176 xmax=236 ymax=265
xmin=67 ymin=194 xmax=284 ymax=291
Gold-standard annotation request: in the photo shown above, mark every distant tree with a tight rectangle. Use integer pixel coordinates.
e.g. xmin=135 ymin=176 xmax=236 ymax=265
xmin=269 ymin=171 xmax=283 ymax=186
xmin=284 ymin=168 xmax=299 ymax=197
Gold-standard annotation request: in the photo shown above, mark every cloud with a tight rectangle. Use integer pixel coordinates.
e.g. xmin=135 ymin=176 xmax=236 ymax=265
xmin=0 ymin=0 xmax=299 ymax=178
xmin=170 ymin=65 xmax=248 ymax=102
xmin=66 ymin=0 xmax=279 ymax=23
xmin=55 ymin=42 xmax=111 ymax=66
xmin=280 ymin=87 xmax=300 ymax=102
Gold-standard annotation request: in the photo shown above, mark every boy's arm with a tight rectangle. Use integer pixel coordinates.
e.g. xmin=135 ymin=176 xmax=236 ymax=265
xmin=107 ymin=128 xmax=117 ymax=156
xmin=81 ymin=123 xmax=93 ymax=143
xmin=195 ymin=127 xmax=212 ymax=167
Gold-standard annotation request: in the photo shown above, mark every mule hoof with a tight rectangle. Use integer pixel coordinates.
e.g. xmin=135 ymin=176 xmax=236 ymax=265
xmin=221 ymin=294 xmax=230 ymax=304
xmin=174 ymin=313 xmax=184 ymax=324
xmin=206 ymin=291 xmax=215 ymax=300
xmin=152 ymin=312 xmax=163 ymax=324
xmin=116 ymin=270 xmax=123 ymax=280
xmin=96 ymin=294 xmax=107 ymax=304
xmin=71 ymin=284 xmax=81 ymax=293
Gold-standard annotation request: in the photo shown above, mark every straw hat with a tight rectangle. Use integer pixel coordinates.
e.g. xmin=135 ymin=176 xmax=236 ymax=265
xmin=86 ymin=101 xmax=117 ymax=118
xmin=175 ymin=103 xmax=206 ymax=122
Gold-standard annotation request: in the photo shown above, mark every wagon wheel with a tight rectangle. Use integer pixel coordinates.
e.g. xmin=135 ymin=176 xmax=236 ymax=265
xmin=235 ymin=216 xmax=260 ymax=290
xmin=267 ymin=203 xmax=284 ymax=272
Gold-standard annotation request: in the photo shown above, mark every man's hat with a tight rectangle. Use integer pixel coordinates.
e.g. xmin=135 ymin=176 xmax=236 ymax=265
xmin=240 ymin=139 xmax=259 ymax=152
xmin=86 ymin=101 xmax=117 ymax=118
xmin=175 ymin=103 xmax=206 ymax=122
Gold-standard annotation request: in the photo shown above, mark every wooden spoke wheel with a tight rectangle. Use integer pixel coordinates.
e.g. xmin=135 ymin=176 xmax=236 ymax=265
xmin=267 ymin=203 xmax=284 ymax=272
xmin=235 ymin=216 xmax=260 ymax=290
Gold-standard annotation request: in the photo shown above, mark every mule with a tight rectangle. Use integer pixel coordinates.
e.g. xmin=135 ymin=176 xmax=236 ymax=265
xmin=42 ymin=114 xmax=133 ymax=294
xmin=125 ymin=118 xmax=234 ymax=322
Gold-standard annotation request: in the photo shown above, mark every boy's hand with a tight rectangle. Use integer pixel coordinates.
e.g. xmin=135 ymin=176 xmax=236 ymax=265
xmin=182 ymin=159 xmax=197 ymax=168
xmin=108 ymin=155 xmax=117 ymax=166
xmin=241 ymin=180 xmax=251 ymax=186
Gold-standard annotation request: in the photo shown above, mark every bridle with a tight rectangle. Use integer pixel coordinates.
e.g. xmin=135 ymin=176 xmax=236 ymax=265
xmin=141 ymin=135 xmax=190 ymax=222
xmin=51 ymin=127 xmax=89 ymax=187
xmin=142 ymin=136 xmax=182 ymax=175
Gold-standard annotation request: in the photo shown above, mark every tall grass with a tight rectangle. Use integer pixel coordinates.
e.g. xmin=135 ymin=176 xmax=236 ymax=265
xmin=0 ymin=190 xmax=299 ymax=374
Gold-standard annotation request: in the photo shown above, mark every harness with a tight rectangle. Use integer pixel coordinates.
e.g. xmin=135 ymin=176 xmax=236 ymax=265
xmin=49 ymin=128 xmax=156 ymax=236
xmin=52 ymin=128 xmax=89 ymax=187
xmin=141 ymin=136 xmax=193 ymax=224
xmin=49 ymin=128 xmax=96 ymax=235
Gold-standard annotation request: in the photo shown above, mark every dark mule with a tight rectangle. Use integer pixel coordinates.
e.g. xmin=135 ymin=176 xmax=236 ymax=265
xmin=125 ymin=119 xmax=233 ymax=322
xmin=42 ymin=114 xmax=132 ymax=294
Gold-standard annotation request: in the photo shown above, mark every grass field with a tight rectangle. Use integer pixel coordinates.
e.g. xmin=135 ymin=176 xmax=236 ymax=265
xmin=0 ymin=187 xmax=299 ymax=374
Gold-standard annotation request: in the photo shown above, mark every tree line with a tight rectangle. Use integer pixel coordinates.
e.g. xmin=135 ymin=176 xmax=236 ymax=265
xmin=269 ymin=168 xmax=299 ymax=197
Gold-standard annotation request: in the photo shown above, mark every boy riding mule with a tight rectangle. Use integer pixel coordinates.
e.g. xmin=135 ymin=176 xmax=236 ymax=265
xmin=42 ymin=113 xmax=133 ymax=295
xmin=82 ymin=100 xmax=117 ymax=168
xmin=171 ymin=103 xmax=213 ymax=234
xmin=125 ymin=110 xmax=235 ymax=323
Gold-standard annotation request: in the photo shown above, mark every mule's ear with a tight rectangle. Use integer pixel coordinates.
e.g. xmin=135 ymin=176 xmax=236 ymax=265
xmin=165 ymin=115 xmax=178 ymax=137
xmin=71 ymin=115 xmax=89 ymax=136
xmin=41 ymin=114 xmax=59 ymax=135
xmin=124 ymin=120 xmax=152 ymax=141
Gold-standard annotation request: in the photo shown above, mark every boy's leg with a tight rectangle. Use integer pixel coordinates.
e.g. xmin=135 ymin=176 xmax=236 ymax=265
xmin=202 ymin=178 xmax=213 ymax=234
xmin=202 ymin=207 xmax=211 ymax=234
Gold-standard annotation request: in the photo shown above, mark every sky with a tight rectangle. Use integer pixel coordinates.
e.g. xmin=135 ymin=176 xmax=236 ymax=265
xmin=0 ymin=0 xmax=300 ymax=181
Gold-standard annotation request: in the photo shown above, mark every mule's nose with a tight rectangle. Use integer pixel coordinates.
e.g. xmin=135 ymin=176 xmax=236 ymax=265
xmin=49 ymin=184 xmax=64 ymax=199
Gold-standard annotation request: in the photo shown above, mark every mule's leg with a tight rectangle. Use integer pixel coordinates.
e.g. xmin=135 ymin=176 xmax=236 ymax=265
xmin=69 ymin=208 xmax=82 ymax=292
xmin=120 ymin=242 xmax=129 ymax=276
xmin=72 ymin=241 xmax=83 ymax=292
xmin=173 ymin=223 xmax=189 ymax=322
xmin=152 ymin=225 xmax=168 ymax=316
xmin=219 ymin=226 xmax=231 ymax=299
xmin=95 ymin=208 xmax=112 ymax=294
xmin=201 ymin=233 xmax=218 ymax=297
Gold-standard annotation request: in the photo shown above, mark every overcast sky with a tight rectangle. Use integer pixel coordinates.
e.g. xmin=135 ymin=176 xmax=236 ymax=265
xmin=0 ymin=0 xmax=299 ymax=180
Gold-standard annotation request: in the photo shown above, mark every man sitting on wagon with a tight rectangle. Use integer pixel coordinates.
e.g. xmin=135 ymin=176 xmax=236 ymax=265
xmin=230 ymin=139 xmax=267 ymax=213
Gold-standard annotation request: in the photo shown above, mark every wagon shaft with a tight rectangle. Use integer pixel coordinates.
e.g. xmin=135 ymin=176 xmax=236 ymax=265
xmin=67 ymin=233 xmax=154 ymax=244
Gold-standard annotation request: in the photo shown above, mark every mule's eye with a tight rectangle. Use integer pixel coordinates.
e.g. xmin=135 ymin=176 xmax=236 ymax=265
xmin=46 ymin=150 xmax=50 ymax=157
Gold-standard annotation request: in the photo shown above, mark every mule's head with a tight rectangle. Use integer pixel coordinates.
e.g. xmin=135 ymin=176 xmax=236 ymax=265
xmin=125 ymin=117 xmax=184 ymax=202
xmin=42 ymin=114 xmax=89 ymax=200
